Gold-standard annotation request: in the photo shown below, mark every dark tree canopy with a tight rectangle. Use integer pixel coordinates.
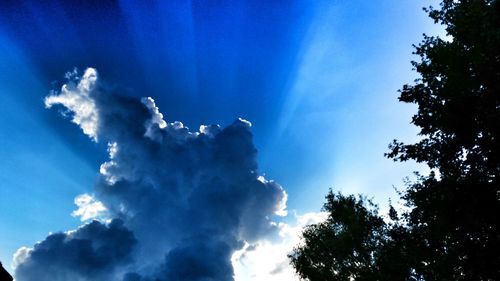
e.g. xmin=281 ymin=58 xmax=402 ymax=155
xmin=289 ymin=192 xmax=416 ymax=281
xmin=290 ymin=0 xmax=500 ymax=280
xmin=289 ymin=193 xmax=386 ymax=281
xmin=386 ymin=0 xmax=500 ymax=279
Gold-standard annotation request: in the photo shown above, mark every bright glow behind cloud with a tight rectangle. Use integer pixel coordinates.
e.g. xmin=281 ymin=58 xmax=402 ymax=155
xmin=232 ymin=211 xmax=327 ymax=281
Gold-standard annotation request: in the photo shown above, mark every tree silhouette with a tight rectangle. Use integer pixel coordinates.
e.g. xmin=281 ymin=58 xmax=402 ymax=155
xmin=290 ymin=0 xmax=500 ymax=280
xmin=289 ymin=192 xmax=414 ymax=280
xmin=386 ymin=0 xmax=500 ymax=279
xmin=0 ymin=262 xmax=13 ymax=281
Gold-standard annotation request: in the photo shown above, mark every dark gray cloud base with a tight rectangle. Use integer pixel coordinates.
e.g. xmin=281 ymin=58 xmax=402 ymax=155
xmin=14 ymin=219 xmax=136 ymax=281
xmin=14 ymin=68 xmax=287 ymax=281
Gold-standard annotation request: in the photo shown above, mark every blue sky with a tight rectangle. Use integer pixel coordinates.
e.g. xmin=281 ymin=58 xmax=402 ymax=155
xmin=0 ymin=0 xmax=443 ymax=276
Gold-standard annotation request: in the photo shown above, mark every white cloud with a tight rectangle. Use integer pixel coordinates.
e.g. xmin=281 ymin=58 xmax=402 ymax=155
xmin=199 ymin=124 xmax=221 ymax=137
xmin=71 ymin=193 xmax=108 ymax=221
xmin=44 ymin=68 xmax=99 ymax=140
xmin=141 ymin=97 xmax=167 ymax=140
xmin=12 ymin=247 xmax=31 ymax=270
xmin=100 ymin=142 xmax=122 ymax=185
xmin=238 ymin=118 xmax=252 ymax=127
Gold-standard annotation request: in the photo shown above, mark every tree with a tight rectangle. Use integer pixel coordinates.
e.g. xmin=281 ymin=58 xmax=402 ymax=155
xmin=386 ymin=0 xmax=500 ymax=279
xmin=289 ymin=192 xmax=415 ymax=281
xmin=290 ymin=0 xmax=500 ymax=280
xmin=289 ymin=192 xmax=385 ymax=281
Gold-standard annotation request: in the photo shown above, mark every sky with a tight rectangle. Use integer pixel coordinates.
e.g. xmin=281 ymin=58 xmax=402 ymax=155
xmin=0 ymin=0 xmax=443 ymax=279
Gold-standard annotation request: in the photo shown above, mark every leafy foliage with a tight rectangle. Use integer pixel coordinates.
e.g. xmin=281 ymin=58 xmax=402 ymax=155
xmin=289 ymin=193 xmax=385 ymax=281
xmin=388 ymin=1 xmax=500 ymax=279
xmin=289 ymin=192 xmax=416 ymax=281
xmin=290 ymin=0 xmax=500 ymax=280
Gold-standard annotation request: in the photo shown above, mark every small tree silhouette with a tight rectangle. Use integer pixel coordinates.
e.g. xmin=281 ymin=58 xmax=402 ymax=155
xmin=0 ymin=262 xmax=13 ymax=281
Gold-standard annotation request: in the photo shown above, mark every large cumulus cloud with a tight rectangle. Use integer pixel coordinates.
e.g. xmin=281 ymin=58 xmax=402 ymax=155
xmin=14 ymin=68 xmax=288 ymax=281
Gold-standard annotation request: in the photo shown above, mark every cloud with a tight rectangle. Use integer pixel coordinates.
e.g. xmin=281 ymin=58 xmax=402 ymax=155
xmin=44 ymin=68 xmax=99 ymax=140
xmin=14 ymin=68 xmax=289 ymax=281
xmin=14 ymin=219 xmax=137 ymax=281
xmin=71 ymin=193 xmax=108 ymax=222
xmin=231 ymin=212 xmax=327 ymax=281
